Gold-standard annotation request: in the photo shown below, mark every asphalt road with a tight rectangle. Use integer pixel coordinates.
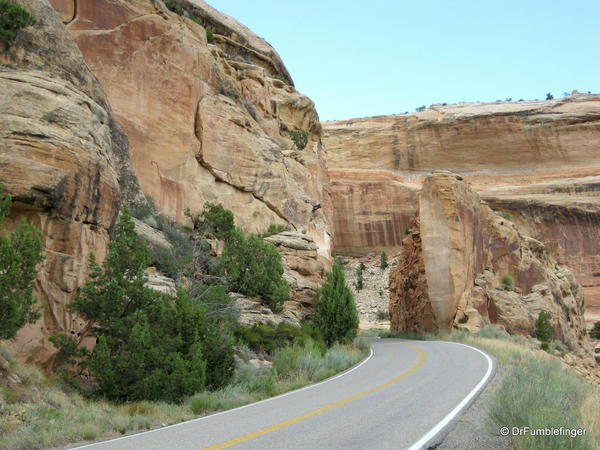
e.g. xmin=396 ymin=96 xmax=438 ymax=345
xmin=72 ymin=339 xmax=494 ymax=450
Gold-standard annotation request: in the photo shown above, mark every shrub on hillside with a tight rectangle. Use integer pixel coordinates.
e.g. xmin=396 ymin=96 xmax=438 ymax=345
xmin=355 ymin=262 xmax=365 ymax=290
xmin=164 ymin=0 xmax=184 ymax=15
xmin=217 ymin=229 xmax=289 ymax=312
xmin=289 ymin=130 xmax=309 ymax=150
xmin=591 ymin=321 xmax=600 ymax=339
xmin=380 ymin=251 xmax=389 ymax=270
xmin=0 ymin=187 xmax=43 ymax=340
xmin=501 ymin=274 xmax=514 ymax=291
xmin=0 ymin=0 xmax=35 ymax=44
xmin=534 ymin=310 xmax=554 ymax=351
xmin=188 ymin=202 xmax=235 ymax=239
xmin=313 ymin=259 xmax=359 ymax=346
xmin=51 ymin=210 xmax=208 ymax=402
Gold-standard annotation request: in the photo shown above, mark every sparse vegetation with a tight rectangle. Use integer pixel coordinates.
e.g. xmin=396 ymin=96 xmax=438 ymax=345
xmin=260 ymin=224 xmax=286 ymax=238
xmin=313 ymin=259 xmax=359 ymax=346
xmin=290 ymin=129 xmax=309 ymax=150
xmin=164 ymin=0 xmax=184 ymax=15
xmin=206 ymin=27 xmax=215 ymax=44
xmin=376 ymin=309 xmax=389 ymax=321
xmin=355 ymin=262 xmax=365 ymax=290
xmin=0 ymin=186 xmax=44 ymax=340
xmin=0 ymin=0 xmax=36 ymax=45
xmin=494 ymin=210 xmax=513 ymax=221
xmin=534 ymin=310 xmax=554 ymax=351
xmin=380 ymin=251 xmax=389 ymax=270
xmin=591 ymin=321 xmax=600 ymax=339
xmin=546 ymin=92 xmax=554 ymax=100
xmin=275 ymin=74 xmax=290 ymax=85
xmin=501 ymin=274 xmax=514 ymax=291
xmin=416 ymin=105 xmax=426 ymax=112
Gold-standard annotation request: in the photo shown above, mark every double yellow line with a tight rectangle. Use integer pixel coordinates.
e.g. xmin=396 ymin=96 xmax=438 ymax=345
xmin=204 ymin=343 xmax=427 ymax=449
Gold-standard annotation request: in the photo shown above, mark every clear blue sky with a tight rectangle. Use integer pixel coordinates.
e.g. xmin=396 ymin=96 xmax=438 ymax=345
xmin=208 ymin=0 xmax=599 ymax=121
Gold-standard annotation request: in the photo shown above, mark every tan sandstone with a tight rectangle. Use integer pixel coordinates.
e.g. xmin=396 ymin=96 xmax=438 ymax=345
xmin=389 ymin=172 xmax=587 ymax=349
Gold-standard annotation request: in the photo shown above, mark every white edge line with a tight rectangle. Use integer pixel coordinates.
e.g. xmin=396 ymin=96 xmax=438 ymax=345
xmin=71 ymin=347 xmax=375 ymax=449
xmin=407 ymin=341 xmax=494 ymax=450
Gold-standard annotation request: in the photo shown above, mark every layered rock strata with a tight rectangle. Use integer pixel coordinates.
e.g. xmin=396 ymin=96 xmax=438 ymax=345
xmin=49 ymin=0 xmax=333 ymax=264
xmin=324 ymin=96 xmax=600 ymax=326
xmin=0 ymin=0 xmax=142 ymax=365
xmin=389 ymin=172 xmax=587 ymax=349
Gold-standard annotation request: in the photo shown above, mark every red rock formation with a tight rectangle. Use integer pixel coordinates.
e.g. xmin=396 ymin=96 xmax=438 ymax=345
xmin=49 ymin=0 xmax=333 ymax=263
xmin=389 ymin=172 xmax=587 ymax=348
xmin=323 ymin=97 xmax=600 ymax=326
xmin=0 ymin=0 xmax=142 ymax=365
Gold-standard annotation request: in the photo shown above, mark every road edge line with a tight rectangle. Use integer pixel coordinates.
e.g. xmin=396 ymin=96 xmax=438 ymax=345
xmin=71 ymin=345 xmax=375 ymax=449
xmin=407 ymin=341 xmax=495 ymax=450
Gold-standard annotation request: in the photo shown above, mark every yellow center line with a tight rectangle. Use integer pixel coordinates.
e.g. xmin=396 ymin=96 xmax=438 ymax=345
xmin=203 ymin=343 xmax=427 ymax=450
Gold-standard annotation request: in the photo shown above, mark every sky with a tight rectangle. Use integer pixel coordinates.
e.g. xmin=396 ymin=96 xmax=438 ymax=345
xmin=207 ymin=0 xmax=600 ymax=121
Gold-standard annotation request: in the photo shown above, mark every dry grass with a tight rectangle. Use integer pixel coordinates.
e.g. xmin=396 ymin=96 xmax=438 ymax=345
xmin=0 ymin=339 xmax=369 ymax=449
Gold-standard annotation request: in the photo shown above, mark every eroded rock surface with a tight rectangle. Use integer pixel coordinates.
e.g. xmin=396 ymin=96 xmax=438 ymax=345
xmin=324 ymin=96 xmax=600 ymax=326
xmin=49 ymin=0 xmax=333 ymax=264
xmin=0 ymin=0 xmax=142 ymax=366
xmin=389 ymin=172 xmax=587 ymax=349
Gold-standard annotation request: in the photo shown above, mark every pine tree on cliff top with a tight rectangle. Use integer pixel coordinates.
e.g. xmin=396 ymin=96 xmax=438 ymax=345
xmin=314 ymin=258 xmax=359 ymax=346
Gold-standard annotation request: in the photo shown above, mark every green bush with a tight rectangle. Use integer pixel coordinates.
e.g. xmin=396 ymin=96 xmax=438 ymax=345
xmin=275 ymin=75 xmax=290 ymax=86
xmin=376 ymin=309 xmax=389 ymax=321
xmin=355 ymin=263 xmax=364 ymax=290
xmin=546 ymin=92 xmax=554 ymax=100
xmin=0 ymin=1 xmax=35 ymax=44
xmin=189 ymin=202 xmax=235 ymax=239
xmin=164 ymin=0 xmax=184 ymax=15
xmin=0 ymin=187 xmax=44 ymax=340
xmin=501 ymin=274 xmax=514 ymax=290
xmin=289 ymin=130 xmax=309 ymax=150
xmin=534 ymin=310 xmax=554 ymax=350
xmin=236 ymin=322 xmax=323 ymax=355
xmin=52 ymin=210 xmax=207 ymax=403
xmin=314 ymin=259 xmax=359 ymax=346
xmin=206 ymin=27 xmax=215 ymax=43
xmin=217 ymin=229 xmax=289 ymax=312
xmin=260 ymin=224 xmax=286 ymax=238
xmin=494 ymin=210 xmax=513 ymax=221
xmin=380 ymin=251 xmax=388 ymax=270
xmin=590 ymin=321 xmax=600 ymax=339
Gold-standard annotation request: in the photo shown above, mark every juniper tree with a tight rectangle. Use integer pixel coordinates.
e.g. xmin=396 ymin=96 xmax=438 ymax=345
xmin=0 ymin=187 xmax=43 ymax=340
xmin=314 ymin=259 xmax=359 ymax=346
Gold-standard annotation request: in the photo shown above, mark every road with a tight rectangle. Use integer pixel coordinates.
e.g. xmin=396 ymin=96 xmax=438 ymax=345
xmin=72 ymin=339 xmax=494 ymax=450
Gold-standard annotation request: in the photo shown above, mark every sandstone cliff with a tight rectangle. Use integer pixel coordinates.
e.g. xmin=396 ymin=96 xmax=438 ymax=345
xmin=389 ymin=172 xmax=587 ymax=349
xmin=49 ymin=0 xmax=332 ymax=263
xmin=0 ymin=0 xmax=143 ymax=364
xmin=1 ymin=0 xmax=333 ymax=365
xmin=323 ymin=96 xmax=600 ymax=327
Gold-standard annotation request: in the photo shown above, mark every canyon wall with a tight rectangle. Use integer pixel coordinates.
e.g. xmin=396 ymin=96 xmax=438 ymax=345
xmin=389 ymin=172 xmax=587 ymax=348
xmin=48 ymin=0 xmax=332 ymax=262
xmin=0 ymin=0 xmax=143 ymax=365
xmin=323 ymin=97 xmax=600 ymax=327
xmin=0 ymin=0 xmax=332 ymax=364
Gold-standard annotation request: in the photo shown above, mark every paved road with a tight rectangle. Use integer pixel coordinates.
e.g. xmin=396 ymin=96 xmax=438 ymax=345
xmin=73 ymin=339 xmax=494 ymax=450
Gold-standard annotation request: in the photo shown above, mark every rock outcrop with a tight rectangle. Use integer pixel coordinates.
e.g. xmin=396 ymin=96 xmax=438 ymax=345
xmin=264 ymin=232 xmax=326 ymax=314
xmin=324 ymin=96 xmax=600 ymax=326
xmin=0 ymin=0 xmax=143 ymax=365
xmin=389 ymin=172 xmax=587 ymax=349
xmin=48 ymin=0 xmax=333 ymax=264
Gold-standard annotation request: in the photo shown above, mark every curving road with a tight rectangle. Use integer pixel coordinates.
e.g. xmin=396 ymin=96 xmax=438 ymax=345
xmin=72 ymin=339 xmax=494 ymax=450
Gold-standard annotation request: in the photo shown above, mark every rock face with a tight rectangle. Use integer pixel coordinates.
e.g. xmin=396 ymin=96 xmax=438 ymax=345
xmin=0 ymin=0 xmax=142 ymax=366
xmin=48 ymin=0 xmax=333 ymax=264
xmin=323 ymin=96 xmax=600 ymax=327
xmin=264 ymin=232 xmax=326 ymax=314
xmin=389 ymin=173 xmax=587 ymax=349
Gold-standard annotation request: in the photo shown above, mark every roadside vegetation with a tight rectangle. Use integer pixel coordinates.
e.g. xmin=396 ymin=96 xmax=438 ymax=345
xmin=370 ymin=325 xmax=599 ymax=449
xmin=0 ymin=197 xmax=366 ymax=448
